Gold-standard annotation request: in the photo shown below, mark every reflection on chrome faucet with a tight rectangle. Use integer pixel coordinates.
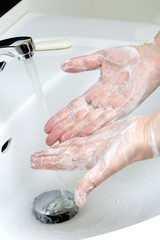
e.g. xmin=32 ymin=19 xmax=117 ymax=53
xmin=0 ymin=36 xmax=35 ymax=71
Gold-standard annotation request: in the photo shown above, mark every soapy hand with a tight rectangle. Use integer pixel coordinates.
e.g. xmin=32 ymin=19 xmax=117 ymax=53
xmin=31 ymin=111 xmax=160 ymax=207
xmin=45 ymin=32 xmax=160 ymax=146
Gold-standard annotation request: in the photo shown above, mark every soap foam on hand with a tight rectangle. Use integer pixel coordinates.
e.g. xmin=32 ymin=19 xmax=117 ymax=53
xmin=35 ymin=39 xmax=72 ymax=51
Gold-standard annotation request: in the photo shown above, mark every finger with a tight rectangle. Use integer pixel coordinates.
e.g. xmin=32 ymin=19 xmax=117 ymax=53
xmin=46 ymin=118 xmax=77 ymax=146
xmin=31 ymin=154 xmax=75 ymax=170
xmin=44 ymin=108 xmax=71 ymax=134
xmin=74 ymin=149 xmax=125 ymax=207
xmin=79 ymin=110 xmax=116 ymax=137
xmin=31 ymin=144 xmax=75 ymax=169
xmin=30 ymin=142 xmax=93 ymax=171
xmin=46 ymin=108 xmax=89 ymax=146
xmin=60 ymin=109 xmax=102 ymax=142
xmin=31 ymin=145 xmax=66 ymax=159
xmin=62 ymin=50 xmax=104 ymax=73
xmin=74 ymin=160 xmax=107 ymax=207
xmin=44 ymin=96 xmax=88 ymax=134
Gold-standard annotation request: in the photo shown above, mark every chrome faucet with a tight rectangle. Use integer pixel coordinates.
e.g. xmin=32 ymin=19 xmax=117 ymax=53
xmin=0 ymin=36 xmax=35 ymax=72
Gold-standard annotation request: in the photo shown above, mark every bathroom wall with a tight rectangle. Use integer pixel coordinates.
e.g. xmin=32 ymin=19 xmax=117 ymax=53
xmin=26 ymin=0 xmax=160 ymax=22
xmin=0 ymin=0 xmax=160 ymax=35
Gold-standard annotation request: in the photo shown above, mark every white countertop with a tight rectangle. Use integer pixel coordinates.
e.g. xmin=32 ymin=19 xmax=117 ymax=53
xmin=0 ymin=12 xmax=160 ymax=240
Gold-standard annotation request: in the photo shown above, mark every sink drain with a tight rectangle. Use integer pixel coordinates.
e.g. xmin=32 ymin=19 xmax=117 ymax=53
xmin=33 ymin=190 xmax=79 ymax=224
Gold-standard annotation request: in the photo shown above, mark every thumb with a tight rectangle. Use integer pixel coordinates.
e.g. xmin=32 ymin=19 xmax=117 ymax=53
xmin=74 ymin=150 xmax=126 ymax=207
xmin=61 ymin=50 xmax=104 ymax=73
xmin=74 ymin=160 xmax=108 ymax=207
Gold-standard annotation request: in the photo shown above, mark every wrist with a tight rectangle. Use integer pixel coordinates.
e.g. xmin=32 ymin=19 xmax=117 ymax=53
xmin=143 ymin=112 xmax=160 ymax=159
xmin=136 ymin=36 xmax=160 ymax=60
xmin=150 ymin=111 xmax=160 ymax=154
xmin=154 ymin=31 xmax=160 ymax=48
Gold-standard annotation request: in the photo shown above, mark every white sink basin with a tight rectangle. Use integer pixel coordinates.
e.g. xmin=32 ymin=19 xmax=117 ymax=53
xmin=0 ymin=13 xmax=160 ymax=240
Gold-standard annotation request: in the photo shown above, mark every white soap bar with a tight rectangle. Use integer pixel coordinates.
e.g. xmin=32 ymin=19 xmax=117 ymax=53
xmin=35 ymin=39 xmax=72 ymax=51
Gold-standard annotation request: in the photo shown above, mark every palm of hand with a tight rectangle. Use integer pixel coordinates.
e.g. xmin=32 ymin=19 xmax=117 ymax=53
xmin=45 ymin=45 xmax=160 ymax=146
xmin=31 ymin=115 xmax=150 ymax=207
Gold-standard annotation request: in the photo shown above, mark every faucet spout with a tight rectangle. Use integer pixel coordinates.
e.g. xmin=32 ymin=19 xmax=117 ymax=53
xmin=0 ymin=36 xmax=35 ymax=71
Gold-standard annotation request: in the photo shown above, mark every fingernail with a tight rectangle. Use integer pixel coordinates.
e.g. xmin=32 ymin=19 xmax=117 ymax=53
xmin=44 ymin=125 xmax=48 ymax=133
xmin=30 ymin=156 xmax=41 ymax=169
xmin=61 ymin=60 xmax=70 ymax=69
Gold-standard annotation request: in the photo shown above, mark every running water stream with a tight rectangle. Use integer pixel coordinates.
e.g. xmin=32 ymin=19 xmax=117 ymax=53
xmin=24 ymin=57 xmax=70 ymax=207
